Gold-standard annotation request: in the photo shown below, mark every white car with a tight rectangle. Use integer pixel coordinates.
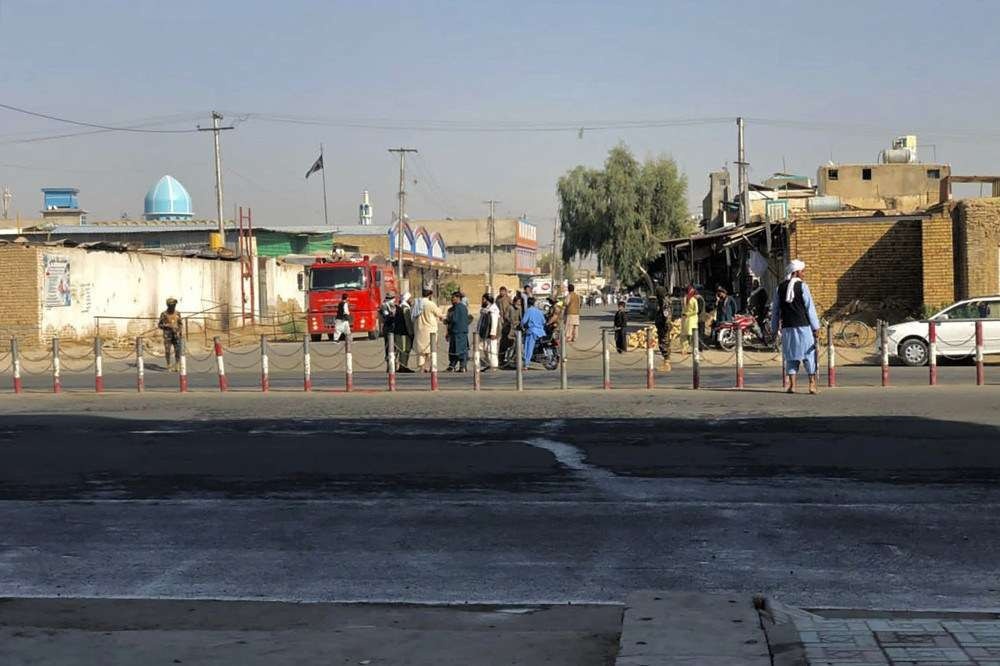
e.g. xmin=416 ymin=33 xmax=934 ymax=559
xmin=625 ymin=296 xmax=647 ymax=317
xmin=887 ymin=296 xmax=1000 ymax=366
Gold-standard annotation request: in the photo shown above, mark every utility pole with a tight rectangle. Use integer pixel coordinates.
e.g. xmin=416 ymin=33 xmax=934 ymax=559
xmin=1 ymin=185 xmax=11 ymax=220
xmin=388 ymin=148 xmax=418 ymax=292
xmin=320 ymin=143 xmax=329 ymax=226
xmin=737 ymin=117 xmax=749 ymax=227
xmin=199 ymin=112 xmax=235 ymax=247
xmin=483 ymin=199 xmax=500 ymax=296
xmin=551 ymin=215 xmax=561 ymax=292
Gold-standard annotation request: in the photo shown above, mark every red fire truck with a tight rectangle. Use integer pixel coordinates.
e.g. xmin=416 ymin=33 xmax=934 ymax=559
xmin=301 ymin=255 xmax=398 ymax=341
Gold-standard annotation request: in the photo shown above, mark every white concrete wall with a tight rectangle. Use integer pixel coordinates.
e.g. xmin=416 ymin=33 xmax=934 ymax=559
xmin=37 ymin=247 xmax=302 ymax=342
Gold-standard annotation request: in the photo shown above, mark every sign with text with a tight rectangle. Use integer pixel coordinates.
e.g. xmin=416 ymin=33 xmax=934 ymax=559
xmin=43 ymin=254 xmax=71 ymax=308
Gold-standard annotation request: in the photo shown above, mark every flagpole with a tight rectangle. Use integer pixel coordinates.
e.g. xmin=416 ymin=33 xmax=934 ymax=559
xmin=320 ymin=143 xmax=329 ymax=226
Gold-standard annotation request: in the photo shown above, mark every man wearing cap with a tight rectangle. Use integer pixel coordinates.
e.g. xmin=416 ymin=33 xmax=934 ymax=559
xmin=157 ymin=298 xmax=183 ymax=371
xmin=771 ymin=259 xmax=821 ymax=394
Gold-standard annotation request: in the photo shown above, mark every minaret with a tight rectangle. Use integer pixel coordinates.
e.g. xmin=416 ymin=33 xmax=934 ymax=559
xmin=359 ymin=190 xmax=373 ymax=225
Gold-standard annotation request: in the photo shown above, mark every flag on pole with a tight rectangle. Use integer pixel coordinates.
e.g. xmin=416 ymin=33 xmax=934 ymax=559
xmin=305 ymin=153 xmax=324 ymax=179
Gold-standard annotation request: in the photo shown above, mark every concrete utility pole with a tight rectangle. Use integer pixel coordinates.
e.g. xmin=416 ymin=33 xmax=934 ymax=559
xmin=199 ymin=112 xmax=234 ymax=247
xmin=737 ymin=117 xmax=749 ymax=227
xmin=389 ymin=148 xmax=418 ymax=293
xmin=483 ymin=199 xmax=500 ymax=296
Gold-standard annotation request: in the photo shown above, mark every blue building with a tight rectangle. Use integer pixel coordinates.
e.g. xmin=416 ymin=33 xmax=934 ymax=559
xmin=144 ymin=175 xmax=193 ymax=221
xmin=40 ymin=187 xmax=86 ymax=224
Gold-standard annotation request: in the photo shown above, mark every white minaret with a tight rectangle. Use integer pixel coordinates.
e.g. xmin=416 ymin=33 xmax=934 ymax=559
xmin=359 ymin=190 xmax=373 ymax=225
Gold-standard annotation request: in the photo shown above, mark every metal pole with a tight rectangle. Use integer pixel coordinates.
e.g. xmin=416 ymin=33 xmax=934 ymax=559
xmin=880 ymin=321 xmax=890 ymax=387
xmin=302 ymin=335 xmax=312 ymax=392
xmin=737 ymin=117 xmax=748 ymax=228
xmin=389 ymin=148 xmax=418 ymax=294
xmin=735 ymin=326 xmax=744 ymax=389
xmin=472 ymin=331 xmax=481 ymax=391
xmin=178 ymin=337 xmax=188 ymax=393
xmin=976 ymin=320 xmax=985 ymax=386
xmin=52 ymin=337 xmax=61 ymax=394
xmin=214 ymin=336 xmax=228 ymax=391
xmin=320 ymin=144 xmax=329 ymax=226
xmin=135 ymin=336 xmax=144 ymax=393
xmin=11 ymin=337 xmax=22 ymax=394
xmin=94 ymin=336 xmax=104 ymax=394
xmin=515 ymin=329 xmax=524 ymax=391
xmin=827 ymin=325 xmax=836 ymax=388
xmin=602 ymin=329 xmax=611 ymax=390
xmin=430 ymin=331 xmax=439 ymax=391
xmin=559 ymin=320 xmax=568 ymax=390
xmin=344 ymin=333 xmax=354 ymax=392
xmin=212 ymin=112 xmax=226 ymax=244
xmin=484 ymin=200 xmax=499 ymax=296
xmin=646 ymin=326 xmax=656 ymax=390
xmin=692 ymin=327 xmax=701 ymax=390
xmin=260 ymin=335 xmax=269 ymax=393
xmin=387 ymin=332 xmax=397 ymax=392
xmin=928 ymin=321 xmax=938 ymax=386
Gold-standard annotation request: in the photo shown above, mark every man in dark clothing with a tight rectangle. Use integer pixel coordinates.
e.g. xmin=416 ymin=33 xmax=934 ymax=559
xmin=445 ymin=291 xmax=470 ymax=372
xmin=379 ymin=294 xmax=397 ymax=371
xmin=714 ymin=286 xmax=736 ymax=326
xmin=654 ymin=294 xmax=672 ymax=372
xmin=157 ymin=297 xmax=183 ymax=371
xmin=613 ymin=301 xmax=628 ymax=353
xmin=394 ymin=292 xmax=415 ymax=372
xmin=332 ymin=293 xmax=351 ymax=342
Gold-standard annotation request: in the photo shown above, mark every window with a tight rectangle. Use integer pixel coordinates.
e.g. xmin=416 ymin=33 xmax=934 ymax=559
xmin=828 ymin=169 xmax=838 ymax=181
xmin=927 ymin=168 xmax=941 ymax=179
xmin=862 ymin=168 xmax=872 ymax=181
xmin=309 ymin=267 xmax=365 ymax=290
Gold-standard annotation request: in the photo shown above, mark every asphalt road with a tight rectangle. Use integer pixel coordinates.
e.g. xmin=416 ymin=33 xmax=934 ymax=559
xmin=2 ymin=411 xmax=999 ymax=609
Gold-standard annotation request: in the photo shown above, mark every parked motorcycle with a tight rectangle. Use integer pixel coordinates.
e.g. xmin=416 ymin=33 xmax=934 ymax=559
xmin=715 ymin=313 xmax=775 ymax=351
xmin=501 ymin=332 xmax=561 ymax=370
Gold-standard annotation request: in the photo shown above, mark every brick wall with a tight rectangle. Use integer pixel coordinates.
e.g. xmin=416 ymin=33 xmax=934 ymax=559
xmin=954 ymin=198 xmax=1000 ymax=299
xmin=920 ymin=214 xmax=955 ymax=310
xmin=791 ymin=217 xmax=924 ymax=316
xmin=0 ymin=245 xmax=41 ymax=346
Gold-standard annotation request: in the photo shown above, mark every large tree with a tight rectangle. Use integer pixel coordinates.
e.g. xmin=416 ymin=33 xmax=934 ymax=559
xmin=557 ymin=144 xmax=690 ymax=290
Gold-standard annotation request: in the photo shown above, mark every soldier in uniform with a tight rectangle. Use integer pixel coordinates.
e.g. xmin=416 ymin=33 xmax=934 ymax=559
xmin=157 ymin=297 xmax=183 ymax=371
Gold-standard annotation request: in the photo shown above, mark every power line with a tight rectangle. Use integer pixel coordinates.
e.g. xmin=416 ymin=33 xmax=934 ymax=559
xmin=0 ymin=102 xmax=205 ymax=134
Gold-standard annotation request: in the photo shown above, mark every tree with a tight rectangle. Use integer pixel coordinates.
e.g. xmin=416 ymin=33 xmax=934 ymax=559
xmin=557 ymin=144 xmax=690 ymax=291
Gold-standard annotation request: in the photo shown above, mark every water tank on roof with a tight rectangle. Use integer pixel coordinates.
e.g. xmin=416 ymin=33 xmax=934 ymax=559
xmin=807 ymin=195 xmax=842 ymax=213
xmin=144 ymin=175 xmax=193 ymax=221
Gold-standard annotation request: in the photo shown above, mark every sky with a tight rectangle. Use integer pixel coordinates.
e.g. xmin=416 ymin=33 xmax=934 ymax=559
xmin=2 ymin=0 xmax=1000 ymax=242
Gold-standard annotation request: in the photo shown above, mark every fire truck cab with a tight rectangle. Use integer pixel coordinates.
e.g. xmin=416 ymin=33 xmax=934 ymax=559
xmin=300 ymin=255 xmax=397 ymax=341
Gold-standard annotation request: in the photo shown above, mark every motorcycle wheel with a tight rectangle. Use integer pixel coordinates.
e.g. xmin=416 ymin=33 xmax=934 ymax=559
xmin=542 ymin=349 xmax=560 ymax=371
xmin=717 ymin=328 xmax=737 ymax=351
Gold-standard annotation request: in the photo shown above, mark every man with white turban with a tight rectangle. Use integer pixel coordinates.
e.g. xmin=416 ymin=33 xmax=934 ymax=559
xmin=770 ymin=259 xmax=821 ymax=394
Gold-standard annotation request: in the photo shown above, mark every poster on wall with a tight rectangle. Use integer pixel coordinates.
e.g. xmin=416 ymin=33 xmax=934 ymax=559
xmin=43 ymin=254 xmax=72 ymax=308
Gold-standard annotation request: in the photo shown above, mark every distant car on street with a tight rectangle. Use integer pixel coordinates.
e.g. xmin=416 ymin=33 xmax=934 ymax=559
xmin=887 ymin=296 xmax=1000 ymax=366
xmin=625 ymin=296 xmax=647 ymax=318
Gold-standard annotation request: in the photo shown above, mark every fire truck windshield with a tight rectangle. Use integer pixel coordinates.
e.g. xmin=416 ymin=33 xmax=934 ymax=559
xmin=310 ymin=267 xmax=365 ymax=291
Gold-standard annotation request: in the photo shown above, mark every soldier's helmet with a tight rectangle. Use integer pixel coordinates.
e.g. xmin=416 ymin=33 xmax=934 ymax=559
xmin=166 ymin=298 xmax=178 ymax=306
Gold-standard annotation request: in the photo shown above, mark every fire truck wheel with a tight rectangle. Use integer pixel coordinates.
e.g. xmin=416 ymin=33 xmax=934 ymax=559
xmin=368 ymin=330 xmax=378 ymax=340
xmin=311 ymin=334 xmax=322 ymax=342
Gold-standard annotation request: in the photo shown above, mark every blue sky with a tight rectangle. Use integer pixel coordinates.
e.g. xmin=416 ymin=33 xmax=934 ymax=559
xmin=2 ymin=0 xmax=999 ymax=238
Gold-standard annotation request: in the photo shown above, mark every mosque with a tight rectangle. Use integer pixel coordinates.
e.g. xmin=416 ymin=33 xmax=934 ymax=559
xmin=143 ymin=175 xmax=193 ymax=221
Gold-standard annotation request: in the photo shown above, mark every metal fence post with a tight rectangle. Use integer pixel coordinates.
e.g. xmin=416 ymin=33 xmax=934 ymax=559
xmin=880 ymin=320 xmax=890 ymax=387
xmin=735 ymin=326 xmax=744 ymax=389
xmin=430 ymin=332 xmax=439 ymax=391
xmin=975 ymin=320 xmax=985 ymax=386
xmin=260 ymin=335 xmax=269 ymax=393
xmin=52 ymin=337 xmax=61 ymax=394
xmin=213 ymin=336 xmax=228 ymax=392
xmin=387 ymin=332 xmax=397 ymax=392
xmin=11 ymin=337 xmax=22 ymax=394
xmin=646 ymin=326 xmax=656 ymax=389
xmin=345 ymin=333 xmax=354 ymax=392
xmin=472 ymin=332 xmax=481 ymax=391
xmin=135 ymin=336 xmax=144 ymax=393
xmin=928 ymin=320 xmax=938 ymax=386
xmin=602 ymin=329 xmax=611 ymax=390
xmin=692 ymin=327 xmax=701 ymax=389
xmin=559 ymin=321 xmax=568 ymax=390
xmin=515 ymin=329 xmax=524 ymax=392
xmin=302 ymin=335 xmax=312 ymax=392
xmin=94 ymin=336 xmax=104 ymax=393
xmin=178 ymin=337 xmax=189 ymax=393
xmin=826 ymin=325 xmax=836 ymax=388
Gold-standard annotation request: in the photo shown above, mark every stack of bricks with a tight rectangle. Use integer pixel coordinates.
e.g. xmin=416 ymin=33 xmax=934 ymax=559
xmin=0 ymin=245 xmax=42 ymax=348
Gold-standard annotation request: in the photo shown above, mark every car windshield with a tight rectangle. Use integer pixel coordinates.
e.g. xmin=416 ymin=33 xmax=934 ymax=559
xmin=938 ymin=300 xmax=999 ymax=320
xmin=310 ymin=267 xmax=365 ymax=291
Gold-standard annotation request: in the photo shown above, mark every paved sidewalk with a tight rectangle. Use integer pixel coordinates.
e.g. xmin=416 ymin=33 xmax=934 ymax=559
xmin=761 ymin=600 xmax=1000 ymax=665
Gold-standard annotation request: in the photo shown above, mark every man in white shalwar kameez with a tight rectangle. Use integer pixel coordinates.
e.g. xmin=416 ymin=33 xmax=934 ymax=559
xmin=771 ymin=259 xmax=821 ymax=394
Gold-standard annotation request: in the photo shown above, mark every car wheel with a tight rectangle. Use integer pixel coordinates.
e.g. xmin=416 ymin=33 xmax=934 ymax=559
xmin=899 ymin=338 xmax=928 ymax=367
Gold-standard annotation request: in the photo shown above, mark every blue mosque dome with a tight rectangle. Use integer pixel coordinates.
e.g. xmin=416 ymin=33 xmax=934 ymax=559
xmin=144 ymin=175 xmax=193 ymax=221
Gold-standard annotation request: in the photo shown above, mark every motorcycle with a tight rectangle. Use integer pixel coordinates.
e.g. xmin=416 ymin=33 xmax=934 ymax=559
xmin=501 ymin=330 xmax=561 ymax=370
xmin=715 ymin=313 xmax=775 ymax=351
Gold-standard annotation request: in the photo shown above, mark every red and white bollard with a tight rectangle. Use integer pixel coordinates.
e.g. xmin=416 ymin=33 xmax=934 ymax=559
xmin=260 ymin=335 xmax=269 ymax=393
xmin=430 ymin=332 xmax=439 ymax=391
xmin=178 ymin=338 xmax=189 ymax=393
xmin=734 ymin=327 xmax=745 ymax=389
xmin=52 ymin=337 xmax=62 ymax=394
xmin=646 ymin=326 xmax=656 ymax=390
xmin=602 ymin=329 xmax=611 ymax=390
xmin=10 ymin=337 xmax=22 ymax=394
xmin=692 ymin=328 xmax=701 ymax=390
xmin=976 ymin=320 xmax=985 ymax=386
xmin=302 ymin=335 xmax=312 ymax=392
xmin=928 ymin=321 xmax=938 ymax=386
xmin=135 ymin=337 xmax=144 ymax=393
xmin=880 ymin=321 xmax=890 ymax=387
xmin=344 ymin=334 xmax=354 ymax=392
xmin=472 ymin=332 xmax=481 ymax=391
xmin=387 ymin=332 xmax=397 ymax=392
xmin=826 ymin=326 xmax=836 ymax=388
xmin=94 ymin=336 xmax=104 ymax=393
xmin=213 ymin=336 xmax=228 ymax=392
